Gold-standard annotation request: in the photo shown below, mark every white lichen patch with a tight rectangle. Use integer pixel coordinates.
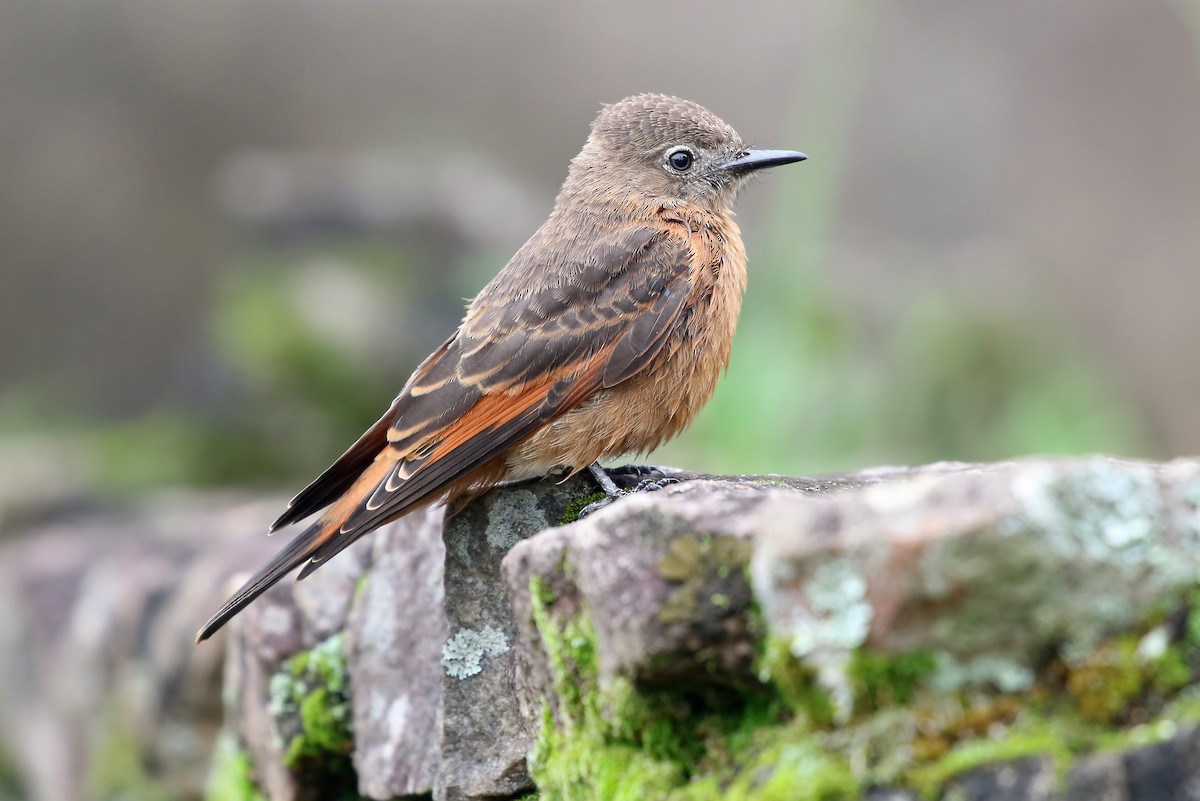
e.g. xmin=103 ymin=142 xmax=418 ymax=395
xmin=476 ymin=624 xmax=509 ymax=654
xmin=1012 ymin=459 xmax=1162 ymax=563
xmin=930 ymin=653 xmax=1035 ymax=694
xmin=442 ymin=625 xmax=511 ymax=679
xmin=267 ymin=672 xmax=296 ymax=722
xmin=997 ymin=458 xmax=1200 ymax=661
xmin=789 ymin=560 xmax=873 ymax=656
xmin=785 ymin=559 xmax=873 ymax=721
xmin=484 ymin=490 xmax=547 ymax=551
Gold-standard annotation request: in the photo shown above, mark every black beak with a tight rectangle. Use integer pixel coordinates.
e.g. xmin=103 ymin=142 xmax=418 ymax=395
xmin=720 ymin=149 xmax=808 ymax=175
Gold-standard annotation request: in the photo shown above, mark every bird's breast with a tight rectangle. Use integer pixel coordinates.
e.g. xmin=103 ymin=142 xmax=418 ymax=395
xmin=506 ymin=207 xmax=748 ymax=477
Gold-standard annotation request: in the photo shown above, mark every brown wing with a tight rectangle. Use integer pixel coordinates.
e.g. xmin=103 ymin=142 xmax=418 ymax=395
xmin=196 ymin=225 xmax=694 ymax=641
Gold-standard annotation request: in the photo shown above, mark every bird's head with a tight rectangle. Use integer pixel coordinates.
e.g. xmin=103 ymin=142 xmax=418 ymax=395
xmin=566 ymin=93 xmax=806 ymax=211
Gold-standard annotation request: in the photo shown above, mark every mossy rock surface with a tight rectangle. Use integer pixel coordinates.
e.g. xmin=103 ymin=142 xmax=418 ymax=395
xmin=503 ymin=458 xmax=1200 ymax=800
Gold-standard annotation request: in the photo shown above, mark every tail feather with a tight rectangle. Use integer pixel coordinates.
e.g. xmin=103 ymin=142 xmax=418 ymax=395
xmin=194 ymin=518 xmax=329 ymax=643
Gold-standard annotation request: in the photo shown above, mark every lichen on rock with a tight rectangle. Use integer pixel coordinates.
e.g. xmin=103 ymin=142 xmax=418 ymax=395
xmin=442 ymin=625 xmax=511 ymax=680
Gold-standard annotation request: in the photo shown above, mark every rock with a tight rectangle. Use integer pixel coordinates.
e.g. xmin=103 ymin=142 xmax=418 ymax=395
xmin=8 ymin=457 xmax=1200 ymax=801
xmin=218 ymin=533 xmax=375 ymax=801
xmin=0 ymin=494 xmax=288 ymax=801
xmin=864 ymin=786 xmax=916 ymax=801
xmin=221 ymin=508 xmax=454 ymax=801
xmin=865 ymin=791 xmax=920 ymax=801
xmin=220 ymin=586 xmax=300 ymax=801
xmin=436 ymin=474 xmax=610 ymax=801
xmin=502 ymin=475 xmax=815 ymax=700
xmin=752 ymin=458 xmax=1200 ymax=714
xmin=1121 ymin=725 xmax=1200 ymax=801
xmin=346 ymin=504 xmax=445 ymax=799
xmin=502 ymin=458 xmax=1200 ymax=800
xmin=1064 ymin=753 xmax=1128 ymax=801
xmin=940 ymin=756 xmax=1058 ymax=801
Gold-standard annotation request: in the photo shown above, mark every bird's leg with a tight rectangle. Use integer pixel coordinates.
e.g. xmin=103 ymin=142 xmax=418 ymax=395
xmin=577 ymin=463 xmax=680 ymax=519
xmin=577 ymin=463 xmax=625 ymax=518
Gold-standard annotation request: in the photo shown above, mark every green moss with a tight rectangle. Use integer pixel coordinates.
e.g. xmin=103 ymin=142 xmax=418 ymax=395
xmin=1059 ymin=619 xmax=1199 ymax=725
xmin=528 ymin=575 xmax=673 ymax=798
xmin=532 ymin=573 xmax=558 ymax=607
xmin=897 ymin=618 xmax=1200 ymax=796
xmin=905 ymin=720 xmax=1078 ymax=799
xmin=528 ymin=576 xmax=598 ymax=725
xmin=560 ymin=492 xmax=608 ymax=525
xmin=528 ymin=616 xmax=1200 ymax=801
xmin=848 ymin=649 xmax=937 ymax=711
xmin=756 ymin=635 xmax=835 ymax=726
xmin=1153 ymin=647 xmax=1192 ymax=694
xmin=764 ymin=595 xmax=1200 ymax=796
xmin=1156 ymin=685 xmax=1200 ymax=728
xmin=268 ymin=633 xmax=356 ymax=790
xmin=205 ymin=735 xmax=267 ymax=801
xmin=657 ymin=535 xmax=753 ymax=625
xmin=527 ymin=561 xmax=1200 ymax=800
xmin=717 ymin=739 xmax=858 ymax=801
xmin=286 ymin=687 xmax=347 ymax=765
xmin=528 ymin=575 xmax=858 ymax=800
xmin=1064 ymin=638 xmax=1144 ymax=723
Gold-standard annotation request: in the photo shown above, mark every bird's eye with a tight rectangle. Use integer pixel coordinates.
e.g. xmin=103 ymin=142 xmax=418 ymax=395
xmin=666 ymin=148 xmax=694 ymax=173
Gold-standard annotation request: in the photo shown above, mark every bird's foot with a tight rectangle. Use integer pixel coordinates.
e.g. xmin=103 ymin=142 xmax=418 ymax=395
xmin=578 ymin=463 xmax=679 ymax=518
xmin=610 ymin=463 xmax=680 ymax=493
xmin=633 ymin=476 xmax=681 ymax=493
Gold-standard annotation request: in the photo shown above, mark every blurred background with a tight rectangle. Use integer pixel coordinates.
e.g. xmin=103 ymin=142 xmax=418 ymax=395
xmin=4 ymin=0 xmax=1199 ymax=510
xmin=1 ymin=0 xmax=1199 ymax=798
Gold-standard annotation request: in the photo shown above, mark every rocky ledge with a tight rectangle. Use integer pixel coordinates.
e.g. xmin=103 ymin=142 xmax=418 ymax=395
xmin=4 ymin=457 xmax=1200 ymax=801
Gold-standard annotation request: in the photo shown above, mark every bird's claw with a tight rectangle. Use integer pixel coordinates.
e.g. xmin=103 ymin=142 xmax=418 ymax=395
xmin=577 ymin=493 xmax=621 ymax=519
xmin=633 ymin=477 xmax=681 ymax=493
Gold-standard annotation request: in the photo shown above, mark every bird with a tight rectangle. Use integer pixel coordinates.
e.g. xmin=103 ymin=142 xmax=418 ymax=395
xmin=196 ymin=93 xmax=805 ymax=642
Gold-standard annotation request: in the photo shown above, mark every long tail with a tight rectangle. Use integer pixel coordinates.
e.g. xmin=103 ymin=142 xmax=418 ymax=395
xmin=194 ymin=517 xmax=333 ymax=642
xmin=196 ymin=453 xmax=404 ymax=643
